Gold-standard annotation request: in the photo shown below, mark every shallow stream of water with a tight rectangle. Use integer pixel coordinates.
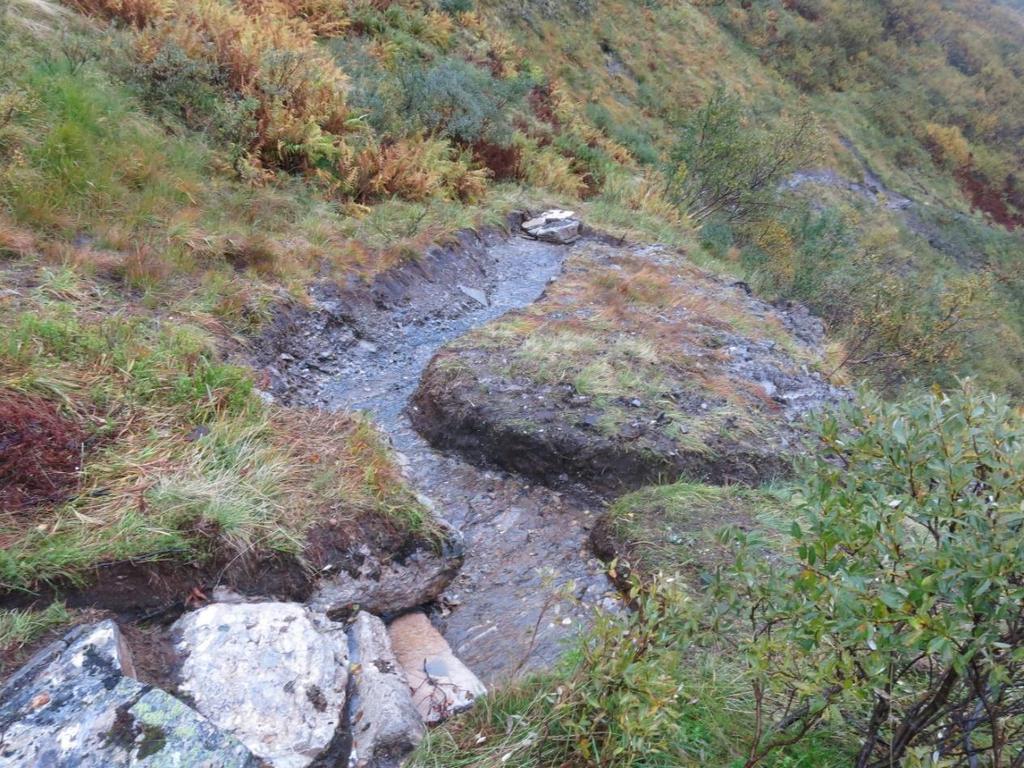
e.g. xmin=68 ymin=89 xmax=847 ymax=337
xmin=322 ymin=236 xmax=616 ymax=684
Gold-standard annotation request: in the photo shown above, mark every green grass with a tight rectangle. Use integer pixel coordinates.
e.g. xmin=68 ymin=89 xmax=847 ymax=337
xmin=601 ymin=482 xmax=782 ymax=577
xmin=0 ymin=602 xmax=71 ymax=656
xmin=0 ymin=290 xmax=431 ymax=591
xmin=2 ymin=61 xmax=207 ymax=236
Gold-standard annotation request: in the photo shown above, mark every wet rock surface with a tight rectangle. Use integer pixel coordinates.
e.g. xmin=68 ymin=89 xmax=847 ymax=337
xmin=347 ymin=612 xmax=424 ymax=768
xmin=522 ymin=209 xmax=582 ymax=243
xmin=0 ymin=620 xmax=259 ymax=767
xmin=259 ymin=223 xmax=616 ymax=683
xmin=257 ymin=224 xmax=559 ymax=419
xmin=307 ymin=527 xmax=464 ymax=620
xmin=390 ymin=434 xmax=614 ymax=683
xmin=171 ymin=602 xmax=349 ymax=768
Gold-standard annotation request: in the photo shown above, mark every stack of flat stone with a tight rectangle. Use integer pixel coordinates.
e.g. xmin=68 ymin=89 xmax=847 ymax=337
xmin=521 ymin=210 xmax=581 ymax=244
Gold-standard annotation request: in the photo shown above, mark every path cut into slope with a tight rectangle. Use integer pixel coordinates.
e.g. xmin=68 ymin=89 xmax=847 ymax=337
xmin=263 ymin=224 xmax=616 ymax=683
xmin=264 ymin=218 xmax=841 ymax=684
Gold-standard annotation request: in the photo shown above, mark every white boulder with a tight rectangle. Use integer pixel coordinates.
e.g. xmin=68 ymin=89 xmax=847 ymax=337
xmin=172 ymin=602 xmax=349 ymax=768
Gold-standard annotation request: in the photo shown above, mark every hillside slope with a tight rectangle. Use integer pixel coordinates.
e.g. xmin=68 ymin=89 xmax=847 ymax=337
xmin=2 ymin=0 xmax=1024 ymax=765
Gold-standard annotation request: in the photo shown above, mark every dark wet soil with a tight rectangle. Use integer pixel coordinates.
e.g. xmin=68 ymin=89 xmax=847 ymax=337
xmin=260 ymin=225 xmax=618 ymax=684
xmin=1 ymin=510 xmax=447 ymax=635
xmin=120 ymin=621 xmax=181 ymax=695
xmin=411 ymin=359 xmax=794 ymax=494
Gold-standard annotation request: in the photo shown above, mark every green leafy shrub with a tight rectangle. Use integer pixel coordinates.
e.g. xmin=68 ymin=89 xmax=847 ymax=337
xmin=438 ymin=0 xmax=473 ymax=15
xmin=666 ymin=89 xmax=819 ymax=224
xmin=413 ymin=573 xmax=852 ymax=767
xmin=711 ymin=382 xmax=1024 ymax=767
xmin=396 ymin=58 xmax=533 ymax=147
xmin=122 ymin=38 xmax=259 ymax=159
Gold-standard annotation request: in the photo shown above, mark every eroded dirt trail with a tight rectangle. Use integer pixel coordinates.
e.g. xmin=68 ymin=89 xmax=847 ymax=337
xmin=319 ymin=235 xmax=616 ymax=684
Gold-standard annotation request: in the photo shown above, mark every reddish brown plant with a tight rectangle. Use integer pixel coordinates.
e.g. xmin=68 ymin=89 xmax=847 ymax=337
xmin=0 ymin=391 xmax=85 ymax=513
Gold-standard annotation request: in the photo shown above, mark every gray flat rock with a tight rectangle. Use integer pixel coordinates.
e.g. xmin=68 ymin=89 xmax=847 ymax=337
xmin=521 ymin=210 xmax=575 ymax=230
xmin=522 ymin=210 xmax=581 ymax=244
xmin=307 ymin=534 xmax=463 ymax=619
xmin=0 ymin=620 xmax=258 ymax=768
xmin=524 ymin=218 xmax=581 ymax=244
xmin=458 ymin=285 xmax=489 ymax=307
xmin=347 ymin=612 xmax=424 ymax=768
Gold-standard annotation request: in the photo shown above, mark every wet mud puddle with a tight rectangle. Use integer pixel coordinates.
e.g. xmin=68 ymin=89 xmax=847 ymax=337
xmin=322 ymin=234 xmax=616 ymax=684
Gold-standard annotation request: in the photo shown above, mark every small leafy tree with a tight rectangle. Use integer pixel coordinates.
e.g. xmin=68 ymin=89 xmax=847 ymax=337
xmin=712 ymin=382 xmax=1024 ymax=767
xmin=665 ymin=89 xmax=819 ymax=224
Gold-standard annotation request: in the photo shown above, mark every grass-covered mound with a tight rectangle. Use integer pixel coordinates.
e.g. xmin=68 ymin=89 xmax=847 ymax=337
xmin=591 ymin=481 xmax=782 ymax=583
xmin=412 ymin=241 xmax=840 ymax=490
xmin=0 ymin=275 xmax=436 ymax=592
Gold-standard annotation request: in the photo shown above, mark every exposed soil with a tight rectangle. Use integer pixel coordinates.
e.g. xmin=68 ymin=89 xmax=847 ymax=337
xmin=0 ymin=390 xmax=86 ymax=513
xmin=411 ymin=360 xmax=793 ymax=493
xmin=2 ymin=513 xmax=453 ymax=629
xmin=956 ymin=164 xmax=1024 ymax=230
xmin=120 ymin=621 xmax=181 ymax=695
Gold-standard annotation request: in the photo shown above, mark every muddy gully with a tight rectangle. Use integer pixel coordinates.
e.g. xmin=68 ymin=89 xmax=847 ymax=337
xmin=314 ymin=229 xmax=617 ymax=684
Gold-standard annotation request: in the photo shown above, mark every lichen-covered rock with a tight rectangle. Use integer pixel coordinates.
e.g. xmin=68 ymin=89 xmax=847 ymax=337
xmin=172 ymin=602 xmax=349 ymax=768
xmin=0 ymin=620 xmax=258 ymax=767
xmin=108 ymin=687 xmax=264 ymax=768
xmin=387 ymin=612 xmax=486 ymax=724
xmin=347 ymin=612 xmax=424 ymax=768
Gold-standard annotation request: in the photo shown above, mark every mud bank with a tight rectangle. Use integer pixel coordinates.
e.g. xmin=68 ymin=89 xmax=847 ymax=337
xmin=0 ymin=516 xmax=460 ymax=637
